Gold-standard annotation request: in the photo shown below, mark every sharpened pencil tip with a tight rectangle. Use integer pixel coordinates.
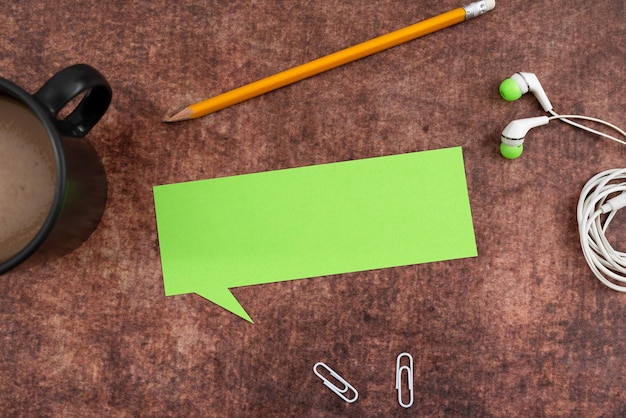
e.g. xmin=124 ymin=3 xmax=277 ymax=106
xmin=164 ymin=107 xmax=194 ymax=122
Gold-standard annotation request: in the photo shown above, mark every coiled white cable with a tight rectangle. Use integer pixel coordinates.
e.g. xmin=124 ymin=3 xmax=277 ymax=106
xmin=577 ymin=169 xmax=626 ymax=291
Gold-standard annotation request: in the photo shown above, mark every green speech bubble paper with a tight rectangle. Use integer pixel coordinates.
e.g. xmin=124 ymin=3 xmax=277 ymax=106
xmin=153 ymin=147 xmax=476 ymax=322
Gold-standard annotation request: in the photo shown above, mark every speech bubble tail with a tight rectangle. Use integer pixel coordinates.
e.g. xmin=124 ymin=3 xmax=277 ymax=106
xmin=195 ymin=287 xmax=254 ymax=323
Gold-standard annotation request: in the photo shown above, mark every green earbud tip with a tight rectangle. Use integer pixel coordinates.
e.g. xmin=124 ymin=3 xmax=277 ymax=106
xmin=499 ymin=78 xmax=523 ymax=101
xmin=500 ymin=143 xmax=523 ymax=159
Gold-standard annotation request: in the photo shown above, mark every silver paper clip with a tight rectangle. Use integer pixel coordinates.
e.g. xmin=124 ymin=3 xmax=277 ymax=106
xmin=313 ymin=362 xmax=359 ymax=403
xmin=395 ymin=352 xmax=414 ymax=408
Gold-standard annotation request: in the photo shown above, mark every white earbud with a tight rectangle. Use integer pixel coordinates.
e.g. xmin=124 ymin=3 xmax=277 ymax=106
xmin=500 ymin=116 xmax=550 ymax=159
xmin=499 ymin=72 xmax=553 ymax=112
xmin=501 ymin=116 xmax=550 ymax=144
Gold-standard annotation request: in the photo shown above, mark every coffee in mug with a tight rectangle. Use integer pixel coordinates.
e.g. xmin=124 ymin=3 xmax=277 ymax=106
xmin=0 ymin=64 xmax=111 ymax=274
xmin=0 ymin=96 xmax=57 ymax=263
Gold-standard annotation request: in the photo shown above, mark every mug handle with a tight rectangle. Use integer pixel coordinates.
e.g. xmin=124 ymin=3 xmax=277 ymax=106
xmin=34 ymin=64 xmax=112 ymax=138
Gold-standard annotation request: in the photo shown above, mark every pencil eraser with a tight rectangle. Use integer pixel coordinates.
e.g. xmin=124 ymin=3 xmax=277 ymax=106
xmin=484 ymin=0 xmax=495 ymax=11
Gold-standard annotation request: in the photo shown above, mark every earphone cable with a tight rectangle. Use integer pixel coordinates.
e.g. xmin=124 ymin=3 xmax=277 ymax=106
xmin=551 ymin=113 xmax=626 ymax=290
xmin=548 ymin=111 xmax=626 ymax=146
xmin=577 ymin=169 xmax=626 ymax=291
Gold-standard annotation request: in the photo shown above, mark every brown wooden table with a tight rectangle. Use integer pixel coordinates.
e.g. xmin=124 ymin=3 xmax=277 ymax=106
xmin=2 ymin=1 xmax=626 ymax=416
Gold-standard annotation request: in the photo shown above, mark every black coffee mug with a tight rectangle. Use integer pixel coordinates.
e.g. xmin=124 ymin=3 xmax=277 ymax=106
xmin=0 ymin=64 xmax=112 ymax=274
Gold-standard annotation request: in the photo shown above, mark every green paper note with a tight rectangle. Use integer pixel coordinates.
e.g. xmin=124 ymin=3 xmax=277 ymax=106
xmin=153 ymin=147 xmax=477 ymax=322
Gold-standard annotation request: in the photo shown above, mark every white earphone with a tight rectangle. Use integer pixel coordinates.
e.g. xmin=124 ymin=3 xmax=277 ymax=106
xmin=498 ymin=71 xmax=626 ymax=159
xmin=498 ymin=72 xmax=626 ymax=291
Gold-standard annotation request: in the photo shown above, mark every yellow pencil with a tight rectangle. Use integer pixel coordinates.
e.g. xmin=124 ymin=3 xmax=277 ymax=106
xmin=165 ymin=1 xmax=495 ymax=122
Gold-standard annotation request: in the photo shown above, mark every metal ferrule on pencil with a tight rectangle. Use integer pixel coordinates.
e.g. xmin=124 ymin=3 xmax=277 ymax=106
xmin=464 ymin=0 xmax=496 ymax=20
